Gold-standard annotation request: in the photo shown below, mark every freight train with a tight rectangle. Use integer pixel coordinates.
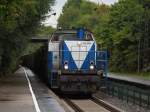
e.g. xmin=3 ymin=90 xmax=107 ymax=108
xmin=22 ymin=28 xmax=108 ymax=94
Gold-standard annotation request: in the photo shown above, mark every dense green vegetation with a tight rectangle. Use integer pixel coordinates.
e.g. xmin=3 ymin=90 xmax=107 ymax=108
xmin=0 ymin=0 xmax=55 ymax=75
xmin=58 ymin=0 xmax=150 ymax=73
xmin=0 ymin=0 xmax=149 ymax=76
xmin=36 ymin=25 xmax=55 ymax=37
xmin=23 ymin=26 xmax=55 ymax=56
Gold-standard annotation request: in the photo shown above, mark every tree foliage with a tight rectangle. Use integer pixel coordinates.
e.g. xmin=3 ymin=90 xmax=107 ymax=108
xmin=0 ymin=0 xmax=55 ymax=74
xmin=58 ymin=0 xmax=150 ymax=72
xmin=35 ymin=25 xmax=55 ymax=37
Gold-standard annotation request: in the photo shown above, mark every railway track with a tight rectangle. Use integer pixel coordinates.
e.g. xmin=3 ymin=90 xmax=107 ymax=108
xmin=63 ymin=95 xmax=121 ymax=112
xmin=63 ymin=97 xmax=84 ymax=112
xmin=91 ymin=95 xmax=121 ymax=112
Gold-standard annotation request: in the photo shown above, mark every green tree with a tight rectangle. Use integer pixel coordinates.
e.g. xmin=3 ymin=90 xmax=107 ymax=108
xmin=108 ymin=0 xmax=146 ymax=72
xmin=0 ymin=0 xmax=55 ymax=74
xmin=58 ymin=0 xmax=150 ymax=72
xmin=58 ymin=0 xmax=110 ymax=40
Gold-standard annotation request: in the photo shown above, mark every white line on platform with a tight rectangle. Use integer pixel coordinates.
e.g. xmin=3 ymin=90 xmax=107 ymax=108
xmin=23 ymin=67 xmax=41 ymax=112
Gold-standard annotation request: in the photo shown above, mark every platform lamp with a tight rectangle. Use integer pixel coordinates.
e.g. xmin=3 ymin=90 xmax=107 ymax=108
xmin=42 ymin=12 xmax=56 ymax=18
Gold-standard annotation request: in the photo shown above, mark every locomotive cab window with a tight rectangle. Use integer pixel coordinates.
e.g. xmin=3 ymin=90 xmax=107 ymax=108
xmin=51 ymin=32 xmax=77 ymax=41
xmin=51 ymin=30 xmax=94 ymax=41
xmin=86 ymin=33 xmax=93 ymax=41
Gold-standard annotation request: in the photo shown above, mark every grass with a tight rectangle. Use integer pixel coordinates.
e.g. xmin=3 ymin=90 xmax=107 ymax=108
xmin=110 ymin=72 xmax=150 ymax=80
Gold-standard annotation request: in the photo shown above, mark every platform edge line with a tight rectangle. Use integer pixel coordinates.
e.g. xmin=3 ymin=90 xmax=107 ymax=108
xmin=23 ymin=67 xmax=41 ymax=112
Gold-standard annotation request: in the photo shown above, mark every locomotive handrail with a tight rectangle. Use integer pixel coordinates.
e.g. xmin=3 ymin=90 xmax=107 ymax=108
xmin=49 ymin=50 xmax=107 ymax=52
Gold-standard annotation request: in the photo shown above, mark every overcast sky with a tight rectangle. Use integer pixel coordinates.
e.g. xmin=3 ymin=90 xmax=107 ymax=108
xmin=42 ymin=0 xmax=118 ymax=28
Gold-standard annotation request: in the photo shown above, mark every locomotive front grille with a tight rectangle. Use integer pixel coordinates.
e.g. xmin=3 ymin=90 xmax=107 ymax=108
xmin=59 ymin=75 xmax=100 ymax=93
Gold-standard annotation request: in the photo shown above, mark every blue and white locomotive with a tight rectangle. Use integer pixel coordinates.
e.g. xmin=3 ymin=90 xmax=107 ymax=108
xmin=48 ymin=28 xmax=107 ymax=93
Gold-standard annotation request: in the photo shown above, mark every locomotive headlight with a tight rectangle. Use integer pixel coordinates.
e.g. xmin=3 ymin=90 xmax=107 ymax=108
xmin=90 ymin=61 xmax=94 ymax=70
xmin=90 ymin=65 xmax=94 ymax=70
xmin=64 ymin=65 xmax=68 ymax=70
xmin=64 ymin=61 xmax=68 ymax=70
xmin=78 ymin=41 xmax=81 ymax=46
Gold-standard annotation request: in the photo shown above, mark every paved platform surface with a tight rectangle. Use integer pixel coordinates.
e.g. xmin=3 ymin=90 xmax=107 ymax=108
xmin=0 ymin=67 xmax=67 ymax=112
xmin=25 ymin=68 xmax=67 ymax=112
xmin=108 ymin=73 xmax=150 ymax=86
xmin=0 ymin=68 xmax=36 ymax=112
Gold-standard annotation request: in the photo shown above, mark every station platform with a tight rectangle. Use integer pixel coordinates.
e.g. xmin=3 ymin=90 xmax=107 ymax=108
xmin=0 ymin=68 xmax=36 ymax=112
xmin=0 ymin=67 xmax=68 ymax=112
xmin=108 ymin=73 xmax=150 ymax=87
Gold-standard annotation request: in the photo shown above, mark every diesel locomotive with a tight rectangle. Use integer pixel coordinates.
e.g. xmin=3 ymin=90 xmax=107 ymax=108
xmin=47 ymin=28 xmax=108 ymax=93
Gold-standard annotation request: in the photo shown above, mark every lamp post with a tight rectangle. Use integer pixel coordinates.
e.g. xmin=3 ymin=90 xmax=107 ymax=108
xmin=42 ymin=12 xmax=56 ymax=18
xmin=138 ymin=39 xmax=140 ymax=73
xmin=41 ymin=12 xmax=56 ymax=26
xmin=137 ymin=15 xmax=141 ymax=73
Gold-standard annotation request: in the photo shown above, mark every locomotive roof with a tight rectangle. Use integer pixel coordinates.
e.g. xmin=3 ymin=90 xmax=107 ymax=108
xmin=50 ymin=29 xmax=94 ymax=41
xmin=54 ymin=29 xmax=77 ymax=34
xmin=53 ymin=29 xmax=93 ymax=34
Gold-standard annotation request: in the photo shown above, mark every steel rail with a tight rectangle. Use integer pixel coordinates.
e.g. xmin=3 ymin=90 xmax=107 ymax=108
xmin=63 ymin=96 xmax=122 ymax=112
xmin=91 ymin=95 xmax=122 ymax=112
xmin=63 ymin=97 xmax=84 ymax=112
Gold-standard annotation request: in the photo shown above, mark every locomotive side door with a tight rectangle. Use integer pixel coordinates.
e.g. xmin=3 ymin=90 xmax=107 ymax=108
xmin=48 ymin=42 xmax=60 ymax=88
xmin=49 ymin=42 xmax=60 ymax=70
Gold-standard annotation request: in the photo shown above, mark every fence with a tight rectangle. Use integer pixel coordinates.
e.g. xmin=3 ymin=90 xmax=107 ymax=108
xmin=101 ymin=81 xmax=150 ymax=108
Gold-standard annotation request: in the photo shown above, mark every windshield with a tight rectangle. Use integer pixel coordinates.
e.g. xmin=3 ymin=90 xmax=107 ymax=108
xmin=51 ymin=31 xmax=93 ymax=41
